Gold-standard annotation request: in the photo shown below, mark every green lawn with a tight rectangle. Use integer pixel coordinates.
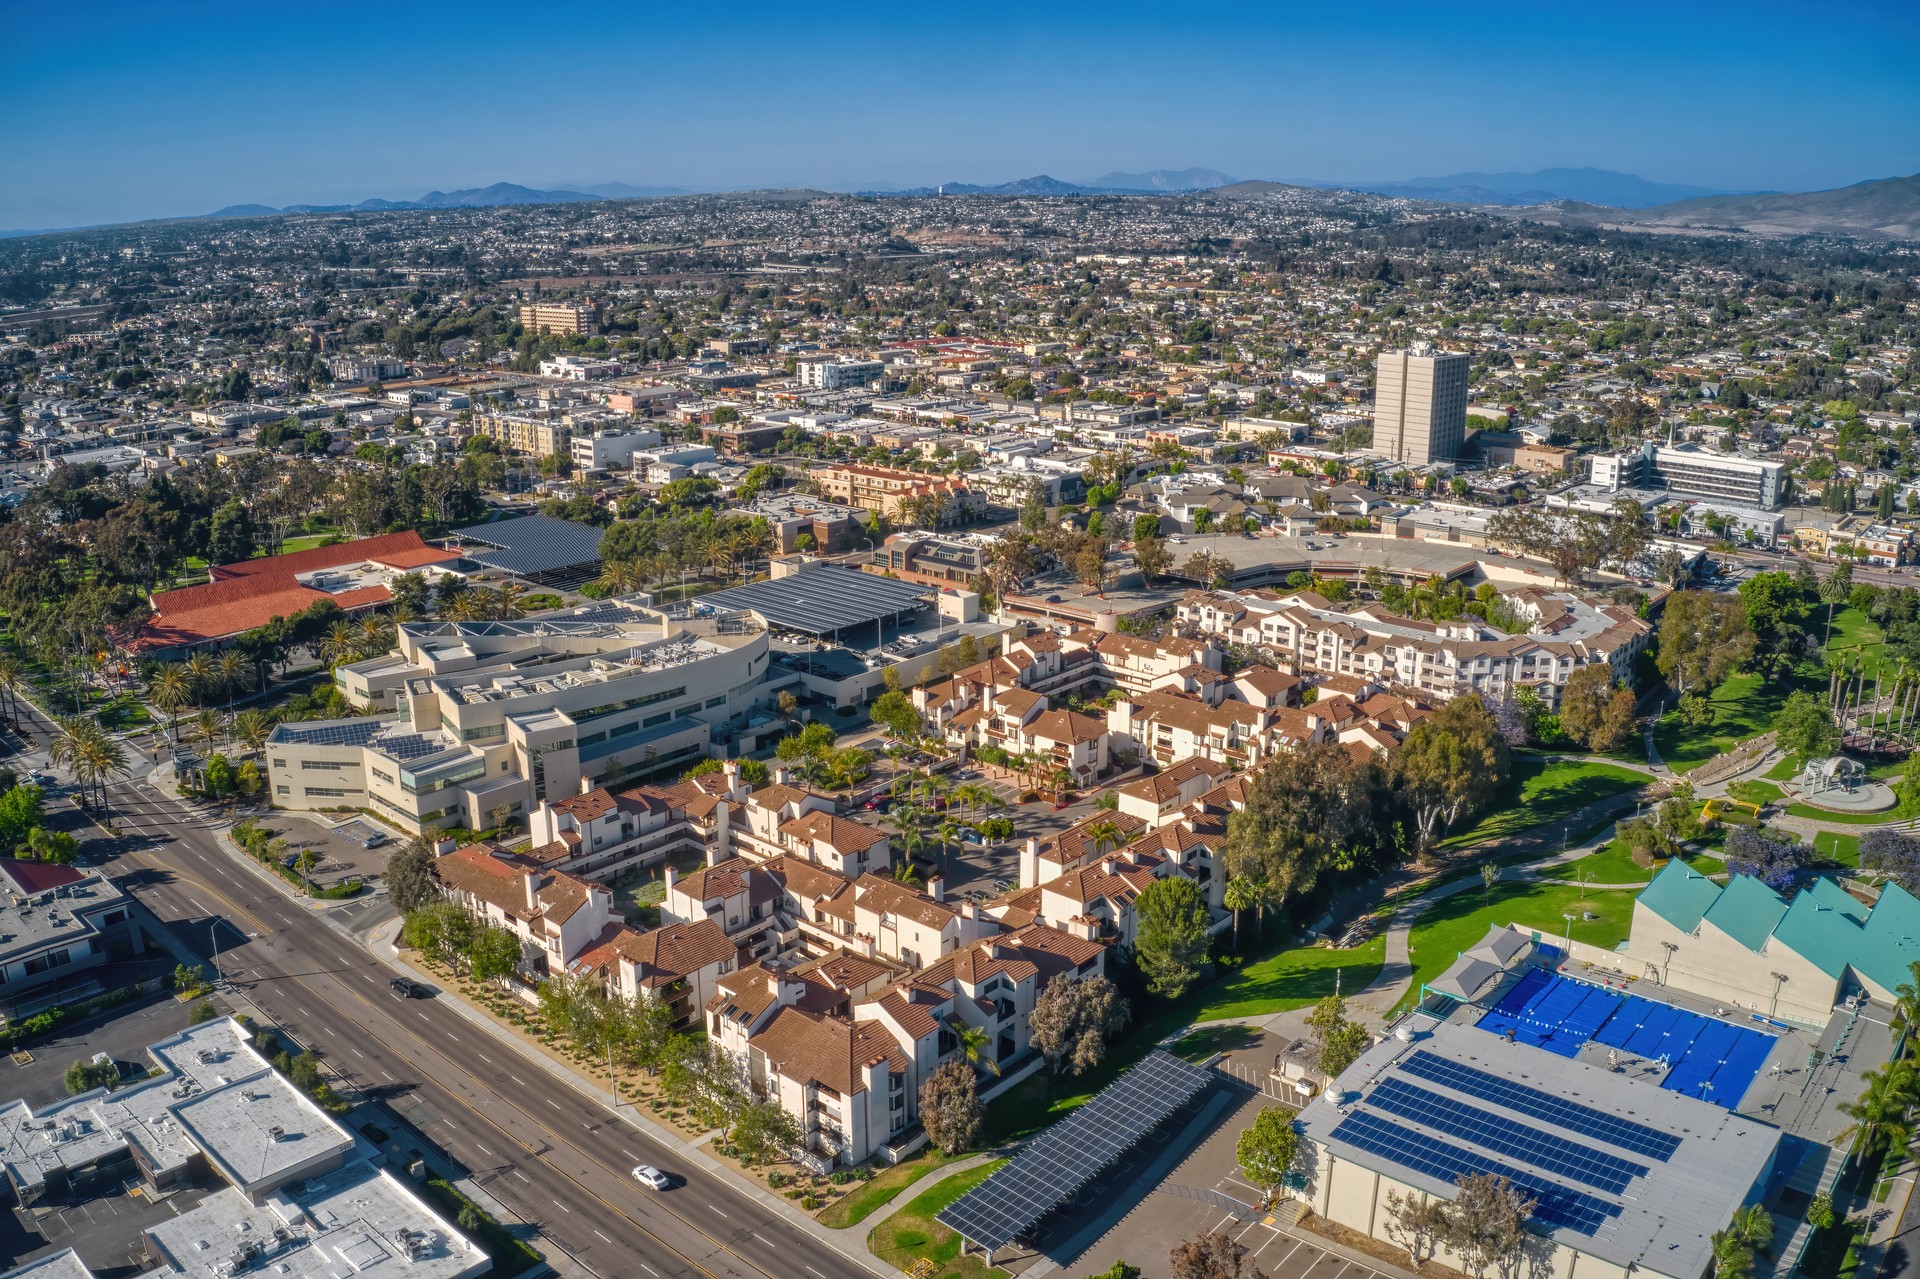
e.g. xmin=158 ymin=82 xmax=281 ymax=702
xmin=1400 ymin=880 xmax=1642 ymax=1010
xmin=1766 ymin=755 xmax=1802 ymax=781
xmin=1726 ymin=780 xmax=1784 ymax=806
xmin=819 ymin=1145 xmax=963 ymax=1228
xmin=1192 ymin=935 xmax=1385 ymax=1022
xmin=1814 ymin=831 xmax=1862 ymax=867
xmin=869 ymin=1160 xmax=1009 ymax=1279
xmin=1652 ymin=670 xmax=1797 ymax=773
xmin=1561 ymin=839 xmax=1724 ymax=885
xmin=1786 ymin=803 xmax=1895 ymax=826
xmin=273 ymin=534 xmax=340 ymax=555
xmin=1441 ymin=756 xmax=1650 ymax=850
xmin=1824 ymin=606 xmax=1891 ymax=679
xmin=986 ymin=934 xmax=1385 ymax=1142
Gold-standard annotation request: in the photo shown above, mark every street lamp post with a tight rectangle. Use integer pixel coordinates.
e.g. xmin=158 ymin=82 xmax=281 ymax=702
xmin=209 ymin=922 xmax=222 ymax=987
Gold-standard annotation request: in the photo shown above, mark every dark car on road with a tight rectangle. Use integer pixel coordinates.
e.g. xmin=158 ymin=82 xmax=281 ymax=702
xmin=389 ymin=977 xmax=426 ymax=999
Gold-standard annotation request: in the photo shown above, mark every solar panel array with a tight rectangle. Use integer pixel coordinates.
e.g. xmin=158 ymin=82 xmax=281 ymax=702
xmin=452 ymin=514 xmax=607 ymax=577
xmin=701 ymin=565 xmax=934 ymax=637
xmin=1400 ymin=1050 xmax=1681 ymax=1160
xmin=937 ymin=1051 xmax=1211 ymax=1252
xmin=1330 ymin=1110 xmax=1619 ymax=1235
xmin=274 ymin=720 xmax=384 ymax=749
xmin=1368 ymin=1078 xmax=1649 ymax=1194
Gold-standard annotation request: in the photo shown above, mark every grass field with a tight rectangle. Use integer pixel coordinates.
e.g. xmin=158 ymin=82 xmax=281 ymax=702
xmin=1651 ymin=671 xmax=1795 ymax=773
xmin=1193 ymin=935 xmax=1386 ymax=1022
xmin=1726 ymin=780 xmax=1784 ymax=806
xmin=1399 ymin=880 xmax=1641 ymax=1010
xmin=1786 ymin=803 xmax=1896 ymax=825
xmin=1441 ymin=756 xmax=1649 ymax=850
xmin=869 ymin=1160 xmax=1009 ymax=1279
xmin=1824 ymin=605 xmax=1891 ymax=679
xmin=819 ymin=1145 xmax=964 ymax=1229
xmin=1560 ymin=839 xmax=1724 ymax=885
xmin=985 ymin=934 xmax=1384 ymax=1143
xmin=1814 ymin=831 xmax=1862 ymax=867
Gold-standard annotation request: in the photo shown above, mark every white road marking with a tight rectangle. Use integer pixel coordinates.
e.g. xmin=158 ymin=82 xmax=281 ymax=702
xmin=546 ymin=1099 xmax=561 ymax=1110
xmin=445 ymin=1032 xmax=460 ymax=1042
xmin=708 ymin=1205 xmax=727 ymax=1218
xmin=510 ymin=1075 xmax=526 ymax=1086
xmin=554 ymin=1200 xmax=571 ymax=1213
xmin=513 ymin=1171 xmax=530 ymax=1183
xmin=805 ymin=1267 xmax=825 ymax=1277
xmin=641 ymin=1265 xmax=659 ymax=1277
xmin=622 ymin=1149 xmax=637 ymax=1160
xmin=753 ymin=1233 xmax=773 ymax=1246
xmin=475 ymin=1143 xmax=493 ymax=1157
xmin=477 ymin=1054 xmax=493 ymax=1064
xmin=594 ymin=1230 xmax=612 ymax=1243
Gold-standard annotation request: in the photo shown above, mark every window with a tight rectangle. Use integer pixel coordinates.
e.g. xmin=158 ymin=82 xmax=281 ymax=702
xmin=271 ymin=758 xmax=286 ymax=769
xmin=276 ymin=785 xmax=290 ymax=796
xmin=644 ymin=712 xmax=671 ymax=728
xmin=372 ymin=768 xmax=395 ymax=784
xmin=24 ymin=950 xmax=72 ymax=976
xmin=300 ymin=759 xmax=347 ymax=771
xmin=705 ymin=696 xmax=726 ymax=709
xmin=101 ymin=910 xmax=127 ymax=926
xmin=305 ymin=786 xmax=360 ymax=798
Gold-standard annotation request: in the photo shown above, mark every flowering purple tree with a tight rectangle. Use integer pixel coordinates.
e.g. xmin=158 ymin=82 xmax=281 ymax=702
xmin=1724 ymin=827 xmax=1806 ymax=891
xmin=1861 ymin=829 xmax=1920 ymax=895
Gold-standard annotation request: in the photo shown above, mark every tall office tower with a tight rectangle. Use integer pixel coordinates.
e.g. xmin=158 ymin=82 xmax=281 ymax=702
xmin=1374 ymin=345 xmax=1470 ymax=464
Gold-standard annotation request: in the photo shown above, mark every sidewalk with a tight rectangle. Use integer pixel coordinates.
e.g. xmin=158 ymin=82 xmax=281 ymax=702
xmin=365 ymin=916 xmax=897 ymax=1279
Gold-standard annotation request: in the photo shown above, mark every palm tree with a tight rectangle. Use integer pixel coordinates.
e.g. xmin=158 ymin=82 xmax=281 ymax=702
xmin=47 ymin=717 xmax=90 ymax=799
xmin=957 ymin=1023 xmax=1000 ymax=1076
xmin=319 ymin=621 xmax=359 ymax=668
xmin=1894 ymin=960 xmax=1920 ymax=1031
xmin=216 ymin=650 xmax=249 ymax=710
xmin=1223 ymin=875 xmax=1258 ymax=952
xmin=148 ymin=662 xmax=193 ymax=745
xmin=229 ymin=708 xmax=275 ymax=753
xmin=80 ymin=727 xmax=128 ymax=818
xmin=192 ymin=708 xmax=225 ymax=752
xmin=936 ymin=820 xmax=963 ymax=875
xmin=0 ymin=654 xmax=24 ymax=728
xmin=1086 ymin=819 xmax=1124 ymax=860
xmin=182 ymin=651 xmax=216 ymax=706
xmin=1729 ymin=1204 xmax=1775 ymax=1258
xmin=357 ymin=614 xmax=394 ymax=657
xmin=597 ymin=560 xmax=645 ymax=596
xmin=1820 ymin=561 xmax=1853 ymax=654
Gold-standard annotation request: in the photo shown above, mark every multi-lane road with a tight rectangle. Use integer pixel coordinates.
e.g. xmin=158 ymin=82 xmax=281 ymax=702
xmin=13 ymin=707 xmax=878 ymax=1279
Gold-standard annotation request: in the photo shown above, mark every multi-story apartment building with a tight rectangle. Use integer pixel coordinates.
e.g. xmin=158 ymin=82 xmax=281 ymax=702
xmin=807 ymin=463 xmax=985 ymax=525
xmin=1591 ymin=441 xmax=1786 ymax=509
xmin=519 ymin=300 xmax=602 ymax=336
xmin=867 ymin=533 xmax=985 ymax=590
xmin=270 ymin=600 xmax=777 ymax=833
xmin=1174 ymin=586 xmax=1654 ymax=705
xmin=470 ymin=411 xmax=572 ymax=457
xmin=796 ymin=357 xmax=884 ymax=390
xmin=570 ymin=426 xmax=664 ymax=473
xmin=1374 ymin=345 xmax=1469 ymax=465
xmin=326 ymin=355 xmax=408 ymax=384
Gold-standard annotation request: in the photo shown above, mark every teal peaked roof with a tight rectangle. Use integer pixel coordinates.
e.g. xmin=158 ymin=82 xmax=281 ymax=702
xmin=1640 ymin=860 xmax=1721 ymax=933
xmin=1855 ymin=881 xmax=1920 ymax=996
xmin=1638 ymin=864 xmax=1920 ymax=999
xmin=1702 ymin=875 xmax=1788 ymax=951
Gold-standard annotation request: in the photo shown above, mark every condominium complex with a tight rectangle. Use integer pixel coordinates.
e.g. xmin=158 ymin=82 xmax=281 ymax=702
xmin=268 ymin=599 xmax=776 ymax=833
xmin=806 ymin=463 xmax=986 ymax=525
xmin=1174 ymin=584 xmax=1654 ymax=704
xmin=1374 ymin=345 xmax=1469 ymax=464
xmin=468 ymin=410 xmax=573 ymax=457
xmin=518 ymin=300 xmax=602 ymax=336
xmin=1590 ymin=441 xmax=1787 ymax=509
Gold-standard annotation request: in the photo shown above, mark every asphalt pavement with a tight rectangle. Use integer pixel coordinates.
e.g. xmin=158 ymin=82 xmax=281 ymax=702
xmin=6 ymin=700 xmax=881 ymax=1279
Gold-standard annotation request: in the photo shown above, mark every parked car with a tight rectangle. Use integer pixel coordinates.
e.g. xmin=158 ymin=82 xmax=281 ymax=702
xmin=389 ymin=978 xmax=426 ymax=1000
xmin=958 ymin=828 xmax=984 ymax=845
xmin=631 ymin=1165 xmax=671 ymax=1191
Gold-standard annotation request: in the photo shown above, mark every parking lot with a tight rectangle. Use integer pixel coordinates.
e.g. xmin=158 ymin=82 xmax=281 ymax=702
xmin=0 ymin=1175 xmax=209 ymax=1274
xmin=265 ymin=813 xmax=398 ymax=890
xmin=1057 ymin=1088 xmax=1404 ymax=1279
xmin=2 ymin=988 xmax=198 ymax=1109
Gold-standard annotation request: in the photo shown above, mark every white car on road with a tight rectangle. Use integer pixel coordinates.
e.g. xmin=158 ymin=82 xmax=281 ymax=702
xmin=631 ymin=1165 xmax=670 ymax=1191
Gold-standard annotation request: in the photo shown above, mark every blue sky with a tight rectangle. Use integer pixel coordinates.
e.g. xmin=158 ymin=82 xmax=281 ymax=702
xmin=6 ymin=0 xmax=1918 ymax=229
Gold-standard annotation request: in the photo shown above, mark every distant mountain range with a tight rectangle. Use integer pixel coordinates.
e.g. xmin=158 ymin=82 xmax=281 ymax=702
xmin=1512 ymin=173 xmax=1920 ymax=241
xmin=7 ymin=168 xmax=1916 ymax=241
xmin=1304 ymin=167 xmax=1738 ymax=209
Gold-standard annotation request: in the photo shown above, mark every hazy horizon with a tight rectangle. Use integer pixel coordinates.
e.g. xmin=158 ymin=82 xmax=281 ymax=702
xmin=7 ymin=0 xmax=1918 ymax=229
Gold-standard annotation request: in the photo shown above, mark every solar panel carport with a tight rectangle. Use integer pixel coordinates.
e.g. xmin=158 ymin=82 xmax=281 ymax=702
xmin=937 ymin=1050 xmax=1213 ymax=1261
xmin=450 ymin=514 xmax=606 ymax=586
xmin=698 ymin=564 xmax=933 ymax=642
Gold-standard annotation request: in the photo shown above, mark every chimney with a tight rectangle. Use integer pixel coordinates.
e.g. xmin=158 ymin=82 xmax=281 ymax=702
xmin=522 ymin=869 xmax=541 ymax=913
xmin=928 ymin=874 xmax=945 ymax=903
xmin=1019 ymin=837 xmax=1041 ymax=890
xmin=723 ymin=759 xmax=741 ymax=793
xmin=433 ymin=837 xmax=458 ymax=856
xmin=773 ymin=765 xmax=792 ymax=786
xmin=580 ymin=775 xmax=594 ymax=796
xmin=664 ymin=865 xmax=678 ymax=894
xmin=1102 ymin=858 xmax=1117 ymax=877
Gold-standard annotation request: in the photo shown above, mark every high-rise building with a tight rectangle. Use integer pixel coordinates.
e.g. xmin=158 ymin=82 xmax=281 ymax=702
xmin=518 ymin=299 xmax=602 ymax=336
xmin=1374 ymin=345 xmax=1469 ymax=464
